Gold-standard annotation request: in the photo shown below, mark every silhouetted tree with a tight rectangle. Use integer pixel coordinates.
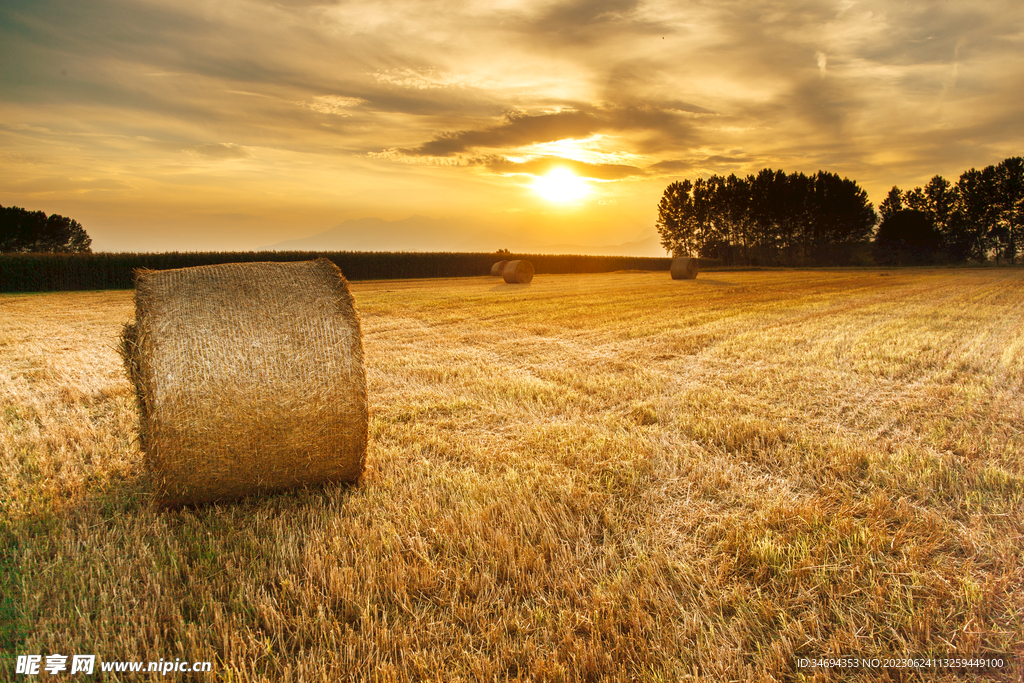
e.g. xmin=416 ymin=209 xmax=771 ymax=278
xmin=950 ymin=167 xmax=998 ymax=262
xmin=993 ymin=156 xmax=1024 ymax=263
xmin=0 ymin=205 xmax=92 ymax=253
xmin=923 ymin=175 xmax=958 ymax=239
xmin=878 ymin=187 xmax=904 ymax=222
xmin=748 ymin=168 xmax=788 ymax=262
xmin=873 ymin=209 xmax=942 ymax=265
xmin=747 ymin=169 xmax=816 ymax=265
xmin=697 ymin=175 xmax=730 ymax=262
xmin=895 ymin=176 xmax=960 ymax=261
xmin=671 ymin=155 xmax=1023 ymax=266
xmin=655 ymin=180 xmax=697 ymax=257
xmin=804 ymin=171 xmax=876 ymax=264
xmin=721 ymin=174 xmax=755 ymax=264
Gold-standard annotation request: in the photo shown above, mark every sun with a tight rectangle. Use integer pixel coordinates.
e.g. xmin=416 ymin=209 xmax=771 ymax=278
xmin=532 ymin=168 xmax=590 ymax=202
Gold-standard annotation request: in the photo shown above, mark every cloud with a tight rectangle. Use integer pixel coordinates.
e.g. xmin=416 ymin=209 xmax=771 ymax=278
xmin=192 ymin=143 xmax=254 ymax=159
xmin=2 ymin=0 xmax=1023 ymax=246
xmin=480 ymin=154 xmax=646 ymax=180
xmin=304 ymin=95 xmax=368 ymax=115
xmin=394 ymin=103 xmax=703 ymax=159
xmin=522 ymin=0 xmax=669 ymax=45
xmin=8 ymin=177 xmax=133 ymax=194
xmin=647 ymin=152 xmax=760 ymax=177
xmin=371 ymin=69 xmax=491 ymax=90
xmin=399 ymin=109 xmax=604 ymax=156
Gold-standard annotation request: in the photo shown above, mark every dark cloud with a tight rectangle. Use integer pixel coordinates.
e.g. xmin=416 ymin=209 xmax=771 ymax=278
xmin=703 ymin=154 xmax=754 ymax=165
xmin=600 ymin=59 xmax=717 ymax=114
xmin=648 ymin=152 xmax=761 ymax=176
xmin=647 ymin=159 xmax=692 ymax=173
xmin=398 ymin=104 xmax=698 ymax=157
xmin=858 ymin=3 xmax=1019 ymax=66
xmin=536 ymin=0 xmax=672 ymax=48
xmin=399 ymin=110 xmax=603 ymax=156
xmin=733 ymin=73 xmax=860 ymax=142
xmin=541 ymin=0 xmax=644 ymax=27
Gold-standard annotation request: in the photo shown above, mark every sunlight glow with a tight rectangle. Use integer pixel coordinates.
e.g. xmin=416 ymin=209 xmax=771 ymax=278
xmin=524 ymin=136 xmax=641 ymax=166
xmin=532 ymin=168 xmax=590 ymax=202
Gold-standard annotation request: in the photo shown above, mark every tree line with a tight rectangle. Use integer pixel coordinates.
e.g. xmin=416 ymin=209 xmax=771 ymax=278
xmin=657 ymin=157 xmax=1024 ymax=266
xmin=656 ymin=170 xmax=876 ymax=266
xmin=0 ymin=251 xmax=702 ymax=293
xmin=875 ymin=157 xmax=1023 ymax=265
xmin=1 ymin=204 xmax=92 ymax=253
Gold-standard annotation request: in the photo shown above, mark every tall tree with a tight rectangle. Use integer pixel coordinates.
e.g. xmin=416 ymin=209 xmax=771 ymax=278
xmin=747 ymin=168 xmax=786 ymax=260
xmin=696 ymin=175 xmax=731 ymax=263
xmin=923 ymin=175 xmax=958 ymax=242
xmin=655 ymin=180 xmax=697 ymax=257
xmin=993 ymin=156 xmax=1024 ymax=263
xmin=878 ymin=187 xmax=904 ymax=222
xmin=873 ymin=209 xmax=942 ymax=265
xmin=951 ymin=167 xmax=998 ymax=262
xmin=782 ymin=172 xmax=813 ymax=264
xmin=721 ymin=174 xmax=754 ymax=264
xmin=804 ymin=171 xmax=876 ymax=263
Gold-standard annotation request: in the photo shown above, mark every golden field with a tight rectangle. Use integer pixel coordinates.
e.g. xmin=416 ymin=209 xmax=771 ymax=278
xmin=1 ymin=268 xmax=1022 ymax=682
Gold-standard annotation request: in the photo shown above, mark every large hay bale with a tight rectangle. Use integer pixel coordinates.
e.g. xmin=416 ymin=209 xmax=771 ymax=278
xmin=490 ymin=260 xmax=508 ymax=276
xmin=120 ymin=258 xmax=367 ymax=506
xmin=502 ymin=259 xmax=535 ymax=284
xmin=670 ymin=256 xmax=699 ymax=280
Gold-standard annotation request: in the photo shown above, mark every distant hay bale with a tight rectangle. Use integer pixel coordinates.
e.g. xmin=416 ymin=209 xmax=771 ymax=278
xmin=490 ymin=260 xmax=508 ymax=276
xmin=503 ymin=260 xmax=535 ymax=284
xmin=670 ymin=257 xmax=699 ymax=280
xmin=119 ymin=258 xmax=367 ymax=506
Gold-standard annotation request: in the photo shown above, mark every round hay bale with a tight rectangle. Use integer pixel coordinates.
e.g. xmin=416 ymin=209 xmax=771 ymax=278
xmin=502 ymin=259 xmax=535 ymax=284
xmin=490 ymin=260 xmax=508 ymax=276
xmin=119 ymin=258 xmax=367 ymax=506
xmin=670 ymin=256 xmax=699 ymax=280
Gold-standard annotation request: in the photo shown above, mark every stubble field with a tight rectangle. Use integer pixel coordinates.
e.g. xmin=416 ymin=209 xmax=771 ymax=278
xmin=1 ymin=268 xmax=1022 ymax=682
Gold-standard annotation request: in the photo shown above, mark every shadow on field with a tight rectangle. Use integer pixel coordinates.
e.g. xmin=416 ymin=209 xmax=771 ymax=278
xmin=688 ymin=278 xmax=737 ymax=287
xmin=151 ymin=483 xmax=366 ymax=620
xmin=489 ymin=283 xmax=533 ymax=291
xmin=8 ymin=476 xmax=364 ymax=665
xmin=72 ymin=460 xmax=362 ymax=523
xmin=0 ymin=518 xmax=27 ymax=667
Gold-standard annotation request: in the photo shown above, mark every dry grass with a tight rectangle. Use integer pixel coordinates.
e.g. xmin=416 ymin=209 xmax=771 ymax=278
xmin=2 ymin=269 xmax=1022 ymax=682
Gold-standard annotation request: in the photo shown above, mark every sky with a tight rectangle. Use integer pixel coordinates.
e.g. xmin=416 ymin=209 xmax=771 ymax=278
xmin=1 ymin=0 xmax=1022 ymax=254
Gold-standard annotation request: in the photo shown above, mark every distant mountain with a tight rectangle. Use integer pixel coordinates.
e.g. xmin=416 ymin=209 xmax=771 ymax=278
xmin=541 ymin=234 xmax=664 ymax=257
xmin=261 ymin=216 xmax=666 ymax=257
xmin=261 ymin=216 xmax=491 ymax=253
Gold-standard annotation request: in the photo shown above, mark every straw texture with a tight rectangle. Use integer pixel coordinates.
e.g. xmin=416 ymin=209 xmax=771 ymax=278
xmin=121 ymin=258 xmax=367 ymax=506
xmin=670 ymin=257 xmax=699 ymax=280
xmin=490 ymin=260 xmax=508 ymax=276
xmin=502 ymin=260 xmax=535 ymax=284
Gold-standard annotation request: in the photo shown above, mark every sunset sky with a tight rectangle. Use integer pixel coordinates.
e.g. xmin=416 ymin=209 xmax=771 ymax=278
xmin=2 ymin=0 xmax=1022 ymax=254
